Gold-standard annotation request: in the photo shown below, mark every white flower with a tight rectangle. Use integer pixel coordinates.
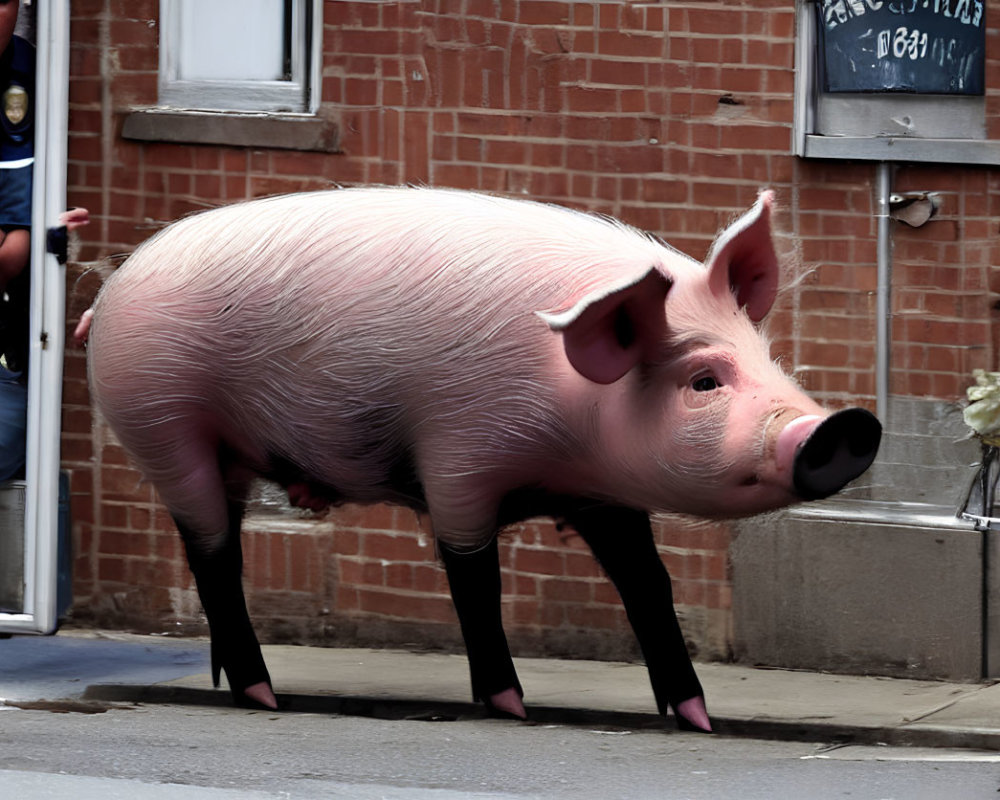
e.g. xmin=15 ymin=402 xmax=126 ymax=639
xmin=964 ymin=369 xmax=1000 ymax=439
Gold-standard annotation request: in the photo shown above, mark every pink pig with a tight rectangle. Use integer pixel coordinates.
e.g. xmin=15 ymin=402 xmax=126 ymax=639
xmin=84 ymin=187 xmax=881 ymax=718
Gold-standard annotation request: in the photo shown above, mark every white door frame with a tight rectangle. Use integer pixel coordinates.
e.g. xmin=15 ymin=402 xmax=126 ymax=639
xmin=0 ymin=0 xmax=70 ymax=634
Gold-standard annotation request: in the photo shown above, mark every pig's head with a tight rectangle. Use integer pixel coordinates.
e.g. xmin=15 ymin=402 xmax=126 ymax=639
xmin=539 ymin=191 xmax=881 ymax=519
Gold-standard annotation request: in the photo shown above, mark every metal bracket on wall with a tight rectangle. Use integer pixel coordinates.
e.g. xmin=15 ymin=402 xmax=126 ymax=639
xmin=888 ymin=192 xmax=940 ymax=228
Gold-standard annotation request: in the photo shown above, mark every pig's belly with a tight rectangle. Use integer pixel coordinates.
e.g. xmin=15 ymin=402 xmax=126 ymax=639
xmin=257 ymin=443 xmax=429 ymax=513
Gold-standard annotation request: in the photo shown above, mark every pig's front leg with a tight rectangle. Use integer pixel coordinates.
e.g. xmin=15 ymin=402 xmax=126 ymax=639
xmin=565 ymin=505 xmax=712 ymax=733
xmin=440 ymin=538 xmax=525 ymax=719
xmin=176 ymin=501 xmax=275 ymax=710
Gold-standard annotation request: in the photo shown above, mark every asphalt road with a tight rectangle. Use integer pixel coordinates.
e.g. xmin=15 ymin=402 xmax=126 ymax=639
xmin=2 ymin=701 xmax=999 ymax=799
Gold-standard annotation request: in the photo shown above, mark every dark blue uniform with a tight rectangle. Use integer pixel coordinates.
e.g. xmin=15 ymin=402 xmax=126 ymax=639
xmin=0 ymin=33 xmax=33 ymax=479
xmin=0 ymin=34 xmax=34 ymax=230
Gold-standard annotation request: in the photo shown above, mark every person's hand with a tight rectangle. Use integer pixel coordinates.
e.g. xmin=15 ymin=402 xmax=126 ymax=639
xmin=58 ymin=207 xmax=90 ymax=232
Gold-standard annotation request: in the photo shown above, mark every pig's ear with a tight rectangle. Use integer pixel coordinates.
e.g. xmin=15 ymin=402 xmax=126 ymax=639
xmin=537 ymin=268 xmax=671 ymax=385
xmin=705 ymin=190 xmax=778 ymax=322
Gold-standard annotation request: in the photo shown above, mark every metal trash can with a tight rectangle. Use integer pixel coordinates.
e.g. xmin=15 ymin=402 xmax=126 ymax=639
xmin=0 ymin=473 xmax=71 ymax=619
xmin=0 ymin=480 xmax=26 ymax=613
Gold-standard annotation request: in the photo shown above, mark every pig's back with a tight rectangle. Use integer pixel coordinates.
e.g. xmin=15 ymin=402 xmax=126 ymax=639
xmin=87 ymin=187 xmax=669 ymax=497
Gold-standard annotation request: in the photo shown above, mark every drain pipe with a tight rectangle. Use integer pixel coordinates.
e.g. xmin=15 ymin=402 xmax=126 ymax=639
xmin=874 ymin=162 xmax=892 ymax=426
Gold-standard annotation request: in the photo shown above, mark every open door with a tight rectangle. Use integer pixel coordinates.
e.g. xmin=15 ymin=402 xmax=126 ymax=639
xmin=0 ymin=0 xmax=70 ymax=634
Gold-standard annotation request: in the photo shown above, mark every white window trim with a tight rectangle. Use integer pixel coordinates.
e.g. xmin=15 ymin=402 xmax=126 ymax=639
xmin=158 ymin=0 xmax=321 ymax=115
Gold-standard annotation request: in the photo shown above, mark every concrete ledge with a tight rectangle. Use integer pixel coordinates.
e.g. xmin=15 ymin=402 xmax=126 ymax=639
xmin=732 ymin=511 xmax=984 ymax=681
xmin=787 ymin=499 xmax=971 ymax=530
xmin=122 ymin=108 xmax=341 ymax=153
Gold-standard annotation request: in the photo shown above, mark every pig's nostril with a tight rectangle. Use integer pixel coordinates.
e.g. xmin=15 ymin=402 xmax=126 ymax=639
xmin=741 ymin=474 xmax=760 ymax=487
xmin=793 ymin=408 xmax=882 ymax=501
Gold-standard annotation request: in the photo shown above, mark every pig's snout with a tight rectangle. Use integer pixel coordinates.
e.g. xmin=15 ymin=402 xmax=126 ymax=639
xmin=787 ymin=408 xmax=882 ymax=501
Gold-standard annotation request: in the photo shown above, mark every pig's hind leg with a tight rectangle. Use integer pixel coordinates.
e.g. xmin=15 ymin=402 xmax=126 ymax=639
xmin=567 ymin=505 xmax=712 ymax=733
xmin=152 ymin=436 xmax=276 ymax=710
xmin=176 ymin=500 xmax=275 ymax=710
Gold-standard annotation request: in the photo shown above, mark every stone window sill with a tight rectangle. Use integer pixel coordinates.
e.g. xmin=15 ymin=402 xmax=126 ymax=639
xmin=801 ymin=134 xmax=1000 ymax=166
xmin=121 ymin=108 xmax=340 ymax=153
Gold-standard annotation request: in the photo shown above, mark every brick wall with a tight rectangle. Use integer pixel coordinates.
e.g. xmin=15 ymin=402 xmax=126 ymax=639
xmin=60 ymin=1 xmax=998 ymax=665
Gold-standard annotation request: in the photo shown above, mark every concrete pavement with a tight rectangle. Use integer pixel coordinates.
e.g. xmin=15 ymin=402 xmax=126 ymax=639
xmin=1 ymin=628 xmax=998 ymax=750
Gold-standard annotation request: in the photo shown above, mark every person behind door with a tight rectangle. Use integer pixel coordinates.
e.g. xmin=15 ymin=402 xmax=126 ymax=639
xmin=0 ymin=0 xmax=87 ymax=480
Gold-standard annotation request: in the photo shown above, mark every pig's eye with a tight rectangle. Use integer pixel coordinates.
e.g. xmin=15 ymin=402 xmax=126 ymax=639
xmin=692 ymin=375 xmax=720 ymax=392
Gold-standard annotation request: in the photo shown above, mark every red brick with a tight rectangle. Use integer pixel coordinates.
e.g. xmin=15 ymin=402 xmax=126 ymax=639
xmin=485 ymin=138 xmax=530 ymax=165
xmin=385 ymin=562 xmax=414 ymax=588
xmin=566 ymin=605 xmax=625 ymax=630
xmin=345 ymin=77 xmax=378 ymax=106
xmin=337 ymin=558 xmax=364 ymax=587
xmin=98 ymin=557 xmax=127 ymax=583
xmin=413 ymin=564 xmax=449 ymax=594
xmin=335 ymin=586 xmax=360 ymax=611
xmin=362 ymin=532 xmax=432 ymax=563
xmin=541 ymin=578 xmax=593 ymax=602
xmin=62 ymin=0 xmax=1000 ymax=657
xmin=688 ymin=8 xmax=745 ymax=36
xmin=509 ymin=598 xmax=540 ymax=625
xmin=513 ymin=574 xmax=538 ymax=596
xmin=519 ymin=1 xmax=571 ymax=25
xmin=589 ymin=59 xmax=645 ymax=87
xmin=361 ymin=560 xmax=385 ymax=586
xmin=403 ymin=111 xmax=431 ymax=182
xmin=358 ymin=589 xmax=455 ymax=622
xmin=597 ymin=2 xmax=619 ymax=28
xmin=339 ymin=30 xmax=401 ymax=56
xmin=597 ymin=30 xmax=663 ymax=59
xmin=691 ymin=36 xmax=721 ymax=64
xmin=515 ymin=547 xmax=564 ymax=576
xmin=432 ymin=162 xmax=479 ymax=188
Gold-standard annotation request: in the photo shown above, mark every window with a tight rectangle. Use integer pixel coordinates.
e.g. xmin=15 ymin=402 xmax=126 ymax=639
xmin=158 ymin=0 xmax=320 ymax=114
xmin=793 ymin=0 xmax=998 ymax=164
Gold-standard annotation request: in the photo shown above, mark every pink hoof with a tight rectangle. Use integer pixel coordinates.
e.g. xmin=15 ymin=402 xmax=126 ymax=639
xmin=244 ymin=681 xmax=278 ymax=710
xmin=676 ymin=696 xmax=712 ymax=732
xmin=486 ymin=687 xmax=527 ymax=720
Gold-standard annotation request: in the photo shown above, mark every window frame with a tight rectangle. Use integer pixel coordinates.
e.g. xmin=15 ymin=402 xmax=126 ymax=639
xmin=793 ymin=0 xmax=1000 ymax=165
xmin=158 ymin=0 xmax=321 ymax=115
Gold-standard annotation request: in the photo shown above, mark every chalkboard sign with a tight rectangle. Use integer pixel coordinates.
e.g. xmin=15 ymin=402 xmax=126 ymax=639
xmin=818 ymin=1 xmax=985 ymax=95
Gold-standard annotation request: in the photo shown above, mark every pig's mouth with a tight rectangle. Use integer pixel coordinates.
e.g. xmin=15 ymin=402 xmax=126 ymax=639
xmin=693 ymin=408 xmax=881 ymax=517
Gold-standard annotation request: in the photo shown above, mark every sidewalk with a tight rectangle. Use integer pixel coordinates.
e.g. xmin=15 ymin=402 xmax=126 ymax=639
xmin=2 ymin=629 xmax=998 ymax=750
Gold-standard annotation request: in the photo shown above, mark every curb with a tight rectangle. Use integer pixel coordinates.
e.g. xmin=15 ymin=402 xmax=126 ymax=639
xmin=82 ymin=684 xmax=1000 ymax=751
